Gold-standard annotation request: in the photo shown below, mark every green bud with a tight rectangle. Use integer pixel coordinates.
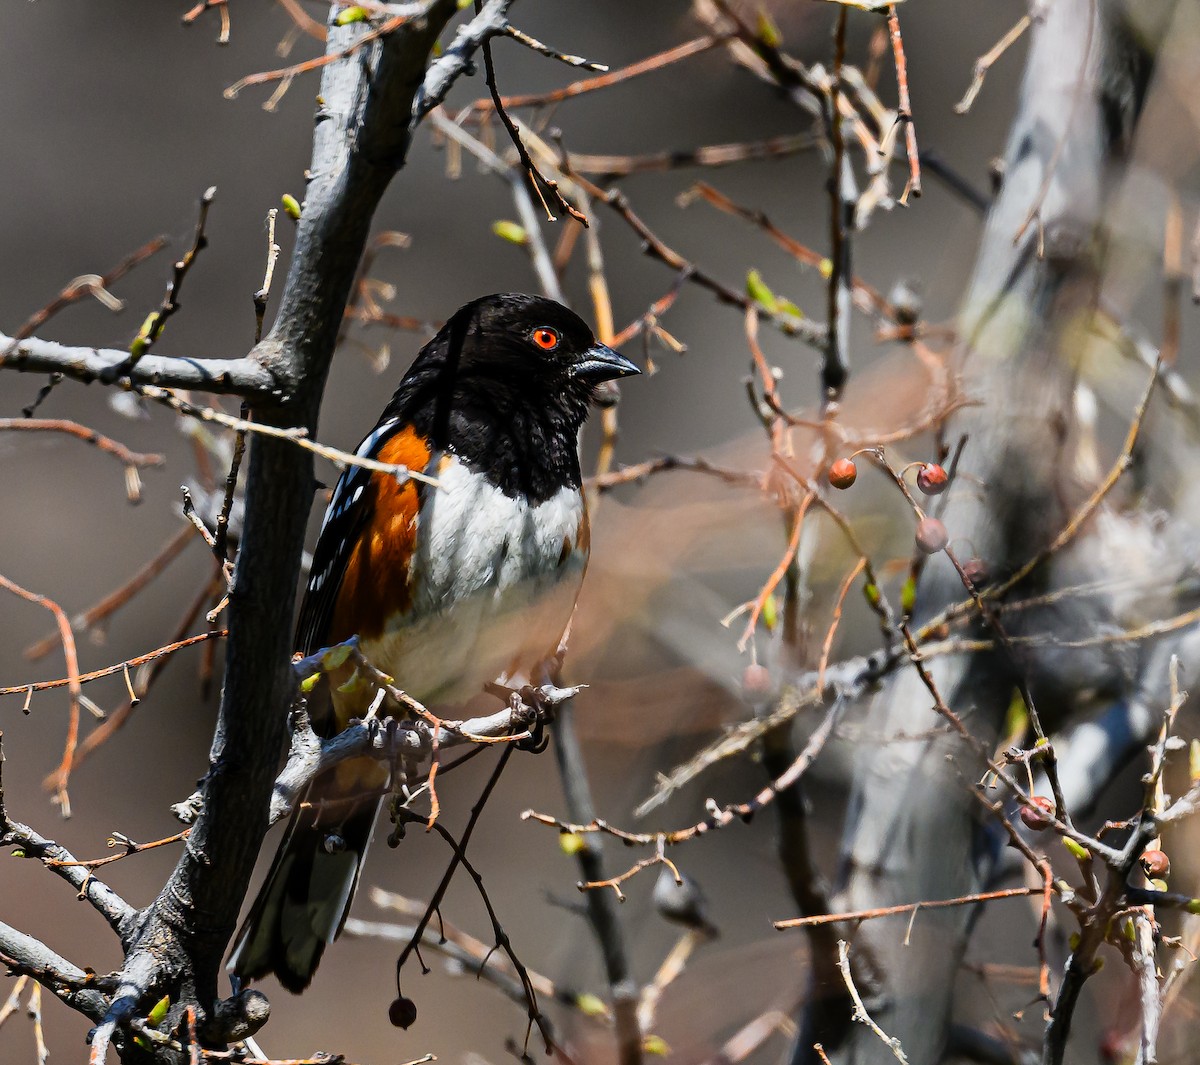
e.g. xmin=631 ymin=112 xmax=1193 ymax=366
xmin=281 ymin=194 xmax=302 ymax=221
xmin=299 ymin=672 xmax=323 ymax=693
xmin=644 ymin=1035 xmax=671 ymax=1057
xmin=1186 ymin=899 xmax=1200 ymax=915
xmin=492 ymin=220 xmax=528 ymax=246
xmin=1063 ymin=837 xmax=1089 ymax=861
xmin=863 ymin=582 xmax=881 ymax=607
xmin=900 ymin=576 xmax=917 ymax=615
xmin=335 ymin=6 xmax=368 ymax=25
xmin=559 ymin=832 xmax=585 ymax=856
xmin=746 ymin=269 xmax=778 ymax=313
xmin=761 ymin=593 xmax=778 ymax=631
xmin=755 ymin=10 xmax=782 ymax=48
xmin=575 ymin=992 xmax=607 ymax=1017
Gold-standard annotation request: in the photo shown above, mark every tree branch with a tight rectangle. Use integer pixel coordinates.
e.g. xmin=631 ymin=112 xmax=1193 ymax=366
xmin=0 ymin=336 xmax=280 ymax=397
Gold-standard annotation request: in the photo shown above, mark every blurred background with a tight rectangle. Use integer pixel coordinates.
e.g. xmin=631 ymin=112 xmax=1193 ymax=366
xmin=3 ymin=3 xmax=1184 ymax=1063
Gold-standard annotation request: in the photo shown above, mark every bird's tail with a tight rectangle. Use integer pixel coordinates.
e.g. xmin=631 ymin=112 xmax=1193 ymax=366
xmin=228 ymin=798 xmax=381 ymax=993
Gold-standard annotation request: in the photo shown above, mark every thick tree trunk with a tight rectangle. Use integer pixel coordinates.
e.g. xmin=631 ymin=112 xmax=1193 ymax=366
xmin=796 ymin=3 xmax=1157 ymax=1062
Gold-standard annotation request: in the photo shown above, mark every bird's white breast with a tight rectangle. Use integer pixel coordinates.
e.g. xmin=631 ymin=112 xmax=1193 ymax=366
xmin=358 ymin=457 xmax=587 ymax=706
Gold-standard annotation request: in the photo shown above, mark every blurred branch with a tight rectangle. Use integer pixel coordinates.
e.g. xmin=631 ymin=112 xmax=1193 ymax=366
xmin=4 ymin=236 xmax=166 ymax=348
xmin=0 ymin=418 xmax=164 ymax=472
xmin=552 ymin=701 xmax=643 ymax=1065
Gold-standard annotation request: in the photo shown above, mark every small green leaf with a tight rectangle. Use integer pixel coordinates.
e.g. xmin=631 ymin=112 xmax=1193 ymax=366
xmin=492 ymin=220 xmax=528 ymax=246
xmin=321 ymin=643 xmax=353 ymax=671
xmin=1002 ymin=691 xmax=1028 ymax=741
xmin=863 ymin=582 xmax=881 ymax=607
xmin=281 ymin=194 xmax=302 ymax=221
xmin=336 ymin=668 xmax=368 ymax=695
xmin=575 ymin=992 xmax=607 ymax=1017
xmin=299 ymin=672 xmax=323 ymax=693
xmin=1063 ymin=837 xmax=1089 ymax=861
xmin=776 ymin=298 xmax=804 ymax=319
xmin=900 ymin=576 xmax=917 ymax=615
xmin=335 ymin=6 xmax=368 ymax=25
xmin=1121 ymin=917 xmax=1136 ymax=942
xmin=745 ymin=269 xmax=778 ymax=313
xmin=147 ymin=994 xmax=170 ymax=1026
xmin=818 ymin=258 xmax=833 ymax=279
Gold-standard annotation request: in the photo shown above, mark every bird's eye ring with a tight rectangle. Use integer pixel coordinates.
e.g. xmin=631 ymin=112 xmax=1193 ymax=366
xmin=532 ymin=327 xmax=560 ymax=351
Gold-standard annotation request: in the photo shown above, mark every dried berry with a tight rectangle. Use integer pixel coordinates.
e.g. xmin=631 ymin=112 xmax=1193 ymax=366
xmin=1140 ymin=849 xmax=1170 ymax=878
xmin=828 ymin=458 xmax=857 ymax=489
xmin=915 ymin=516 xmax=948 ymax=555
xmin=389 ymin=996 xmax=418 ymax=1029
xmin=916 ymin=463 xmax=949 ymax=496
xmin=742 ymin=663 xmax=771 ymax=696
xmin=962 ymin=557 xmax=990 ymax=588
xmin=1020 ymin=796 xmax=1054 ymax=831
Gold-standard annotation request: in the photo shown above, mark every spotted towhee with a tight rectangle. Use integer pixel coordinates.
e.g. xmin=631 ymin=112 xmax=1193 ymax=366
xmin=228 ymin=293 xmax=639 ymax=992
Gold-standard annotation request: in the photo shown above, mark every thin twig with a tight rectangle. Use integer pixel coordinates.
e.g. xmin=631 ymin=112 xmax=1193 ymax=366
xmin=0 ymin=575 xmax=82 ymax=814
xmin=0 ymin=419 xmax=164 ymax=471
xmin=775 ymin=886 xmax=1041 ymax=929
xmin=0 ymin=631 xmax=224 ymax=697
xmin=955 ymin=15 xmax=1032 ymax=114
xmin=837 ymin=941 xmax=909 ymax=1063
xmin=885 ymin=4 xmax=920 ymax=200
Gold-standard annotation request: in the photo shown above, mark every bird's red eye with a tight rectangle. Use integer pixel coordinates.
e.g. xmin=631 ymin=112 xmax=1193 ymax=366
xmin=532 ymin=327 xmax=560 ymax=351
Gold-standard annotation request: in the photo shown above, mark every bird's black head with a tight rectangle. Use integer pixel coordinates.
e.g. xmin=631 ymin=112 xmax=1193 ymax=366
xmin=446 ymin=292 xmax=639 ymax=401
xmin=385 ymin=293 xmax=640 ymax=500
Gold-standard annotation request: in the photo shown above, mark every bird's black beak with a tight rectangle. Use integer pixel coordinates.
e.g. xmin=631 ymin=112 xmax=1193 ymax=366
xmin=572 ymin=342 xmax=641 ymax=382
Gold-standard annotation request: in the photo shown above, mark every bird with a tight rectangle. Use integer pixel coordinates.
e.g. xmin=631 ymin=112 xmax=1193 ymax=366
xmin=228 ymin=292 xmax=639 ymax=992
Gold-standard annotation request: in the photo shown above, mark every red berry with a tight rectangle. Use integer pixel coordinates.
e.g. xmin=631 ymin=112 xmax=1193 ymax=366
xmin=828 ymin=458 xmax=857 ymax=489
xmin=916 ymin=463 xmax=949 ymax=495
xmin=1020 ymin=796 xmax=1054 ymax=831
xmin=915 ymin=516 xmax=948 ymax=555
xmin=389 ymin=996 xmax=418 ymax=1029
xmin=1140 ymin=849 xmax=1170 ymax=878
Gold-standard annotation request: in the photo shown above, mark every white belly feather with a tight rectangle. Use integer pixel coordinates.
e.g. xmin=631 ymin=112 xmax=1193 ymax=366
xmin=359 ymin=458 xmax=587 ymax=706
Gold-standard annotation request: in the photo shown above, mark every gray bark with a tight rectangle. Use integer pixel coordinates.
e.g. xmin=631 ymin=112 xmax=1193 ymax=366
xmin=798 ymin=3 xmax=1158 ymax=1062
